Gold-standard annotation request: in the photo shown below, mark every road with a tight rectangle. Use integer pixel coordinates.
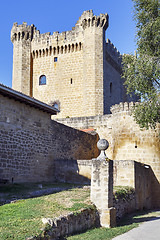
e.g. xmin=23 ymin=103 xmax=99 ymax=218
xmin=112 ymin=214 xmax=160 ymax=240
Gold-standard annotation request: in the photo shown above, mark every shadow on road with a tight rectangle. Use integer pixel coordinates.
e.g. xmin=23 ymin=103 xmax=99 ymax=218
xmin=118 ymin=210 xmax=160 ymax=227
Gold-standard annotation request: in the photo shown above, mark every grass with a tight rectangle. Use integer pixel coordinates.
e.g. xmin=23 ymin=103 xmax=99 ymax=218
xmin=0 ymin=184 xmax=91 ymax=240
xmin=67 ymin=225 xmax=138 ymax=240
xmin=0 ymin=182 xmax=79 ymax=205
xmin=0 ymin=183 xmax=159 ymax=240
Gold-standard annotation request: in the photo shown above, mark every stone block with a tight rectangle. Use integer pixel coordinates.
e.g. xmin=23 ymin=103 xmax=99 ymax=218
xmin=100 ymin=207 xmax=116 ymax=228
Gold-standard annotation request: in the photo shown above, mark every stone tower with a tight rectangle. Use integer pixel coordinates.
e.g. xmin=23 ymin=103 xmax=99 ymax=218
xmin=11 ymin=22 xmax=36 ymax=96
xmin=11 ymin=10 xmax=133 ymax=118
xmin=80 ymin=11 xmax=109 ymax=116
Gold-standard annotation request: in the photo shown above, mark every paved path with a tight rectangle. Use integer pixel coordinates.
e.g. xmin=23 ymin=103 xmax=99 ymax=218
xmin=112 ymin=215 xmax=160 ymax=240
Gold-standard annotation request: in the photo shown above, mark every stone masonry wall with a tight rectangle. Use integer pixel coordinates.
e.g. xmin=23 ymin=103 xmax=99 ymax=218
xmin=32 ymin=49 xmax=84 ymax=118
xmin=56 ymin=102 xmax=160 ymax=185
xmin=113 ymin=160 xmax=158 ymax=209
xmin=38 ymin=207 xmax=99 ymax=239
xmin=54 ymin=158 xmax=159 ymax=209
xmin=54 ymin=159 xmax=92 ymax=184
xmin=0 ymin=94 xmax=99 ymax=183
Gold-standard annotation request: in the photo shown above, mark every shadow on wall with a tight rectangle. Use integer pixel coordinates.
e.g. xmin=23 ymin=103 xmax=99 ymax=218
xmin=134 ymin=163 xmax=160 ymax=210
xmin=51 ymin=120 xmax=100 ymax=161
xmin=54 ymin=159 xmax=92 ymax=184
xmin=148 ymin=167 xmax=160 ymax=209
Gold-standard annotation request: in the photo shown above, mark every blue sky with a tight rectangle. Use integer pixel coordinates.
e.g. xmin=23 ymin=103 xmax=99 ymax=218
xmin=0 ymin=0 xmax=136 ymax=87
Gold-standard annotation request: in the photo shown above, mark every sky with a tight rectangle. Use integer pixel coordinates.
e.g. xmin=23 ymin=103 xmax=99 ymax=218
xmin=0 ymin=0 xmax=136 ymax=87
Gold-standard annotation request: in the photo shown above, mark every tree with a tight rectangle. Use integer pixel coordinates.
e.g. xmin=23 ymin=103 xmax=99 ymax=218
xmin=122 ymin=0 xmax=160 ymax=129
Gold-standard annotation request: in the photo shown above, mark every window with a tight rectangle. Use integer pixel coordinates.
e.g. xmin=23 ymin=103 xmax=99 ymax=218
xmin=39 ymin=75 xmax=46 ymax=85
xmin=110 ymin=82 xmax=112 ymax=96
xmin=71 ymin=78 xmax=73 ymax=84
xmin=54 ymin=57 xmax=58 ymax=62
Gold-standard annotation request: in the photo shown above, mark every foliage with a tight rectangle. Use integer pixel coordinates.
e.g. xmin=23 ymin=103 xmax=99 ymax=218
xmin=114 ymin=186 xmax=135 ymax=201
xmin=122 ymin=0 xmax=160 ymax=129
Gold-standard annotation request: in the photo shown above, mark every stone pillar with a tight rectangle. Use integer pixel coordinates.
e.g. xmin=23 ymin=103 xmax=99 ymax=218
xmin=91 ymin=139 xmax=116 ymax=228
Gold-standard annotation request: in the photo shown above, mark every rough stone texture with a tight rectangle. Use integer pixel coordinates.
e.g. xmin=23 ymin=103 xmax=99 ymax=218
xmin=113 ymin=160 xmax=155 ymax=210
xmin=11 ymin=11 xmax=136 ymax=119
xmin=91 ymin=159 xmax=116 ymax=227
xmin=113 ymin=191 xmax=136 ymax=219
xmin=54 ymin=159 xmax=92 ymax=184
xmin=55 ymin=158 xmax=160 ymax=209
xmin=56 ymin=102 xmax=160 ymax=187
xmin=37 ymin=207 xmax=99 ymax=239
xmin=0 ymin=93 xmax=99 ymax=183
xmin=31 ymin=194 xmax=136 ymax=239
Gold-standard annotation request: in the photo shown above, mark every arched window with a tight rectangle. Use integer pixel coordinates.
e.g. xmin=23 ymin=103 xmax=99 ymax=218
xmin=39 ymin=75 xmax=46 ymax=85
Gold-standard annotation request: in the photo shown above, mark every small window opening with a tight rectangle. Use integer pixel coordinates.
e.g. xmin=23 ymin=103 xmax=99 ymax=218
xmin=135 ymin=141 xmax=137 ymax=148
xmin=57 ymin=46 xmax=59 ymax=54
xmin=39 ymin=75 xmax=46 ymax=85
xmin=110 ymin=82 xmax=112 ymax=96
xmin=71 ymin=78 xmax=73 ymax=84
xmin=53 ymin=47 xmax=56 ymax=55
xmin=54 ymin=57 xmax=58 ymax=62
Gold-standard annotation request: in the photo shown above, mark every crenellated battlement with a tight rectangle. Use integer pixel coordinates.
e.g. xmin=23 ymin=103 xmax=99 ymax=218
xmin=105 ymin=39 xmax=122 ymax=65
xmin=11 ymin=10 xmax=109 ymax=53
xmin=11 ymin=22 xmax=38 ymax=42
xmin=31 ymin=10 xmax=108 ymax=46
xmin=76 ymin=10 xmax=109 ymax=30
xmin=110 ymin=102 xmax=137 ymax=114
xmin=32 ymin=42 xmax=82 ymax=59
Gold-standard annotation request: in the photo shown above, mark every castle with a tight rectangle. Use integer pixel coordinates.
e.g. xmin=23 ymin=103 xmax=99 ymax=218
xmin=11 ymin=10 xmax=136 ymax=118
xmin=0 ymin=9 xmax=159 ymax=215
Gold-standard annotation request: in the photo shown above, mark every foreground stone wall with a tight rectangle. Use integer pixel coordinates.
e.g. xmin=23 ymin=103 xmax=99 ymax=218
xmin=0 ymin=94 xmax=99 ymax=183
xmin=113 ymin=191 xmax=136 ymax=219
xmin=34 ymin=192 xmax=136 ymax=239
xmin=54 ymin=158 xmax=160 ymax=209
xmin=56 ymin=102 xmax=160 ymax=184
xmin=113 ymin=160 xmax=159 ymax=209
xmin=54 ymin=159 xmax=92 ymax=184
xmin=38 ymin=207 xmax=99 ymax=239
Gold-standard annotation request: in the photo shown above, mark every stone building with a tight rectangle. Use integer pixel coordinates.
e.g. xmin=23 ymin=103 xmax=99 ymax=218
xmin=0 ymin=84 xmax=99 ymax=183
xmin=6 ymin=9 xmax=160 ymax=210
xmin=11 ymin=10 xmax=136 ymax=118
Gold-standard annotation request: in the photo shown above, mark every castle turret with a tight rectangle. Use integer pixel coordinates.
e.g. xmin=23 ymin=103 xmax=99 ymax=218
xmin=80 ymin=10 xmax=109 ymax=115
xmin=11 ymin=22 xmax=36 ymax=96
